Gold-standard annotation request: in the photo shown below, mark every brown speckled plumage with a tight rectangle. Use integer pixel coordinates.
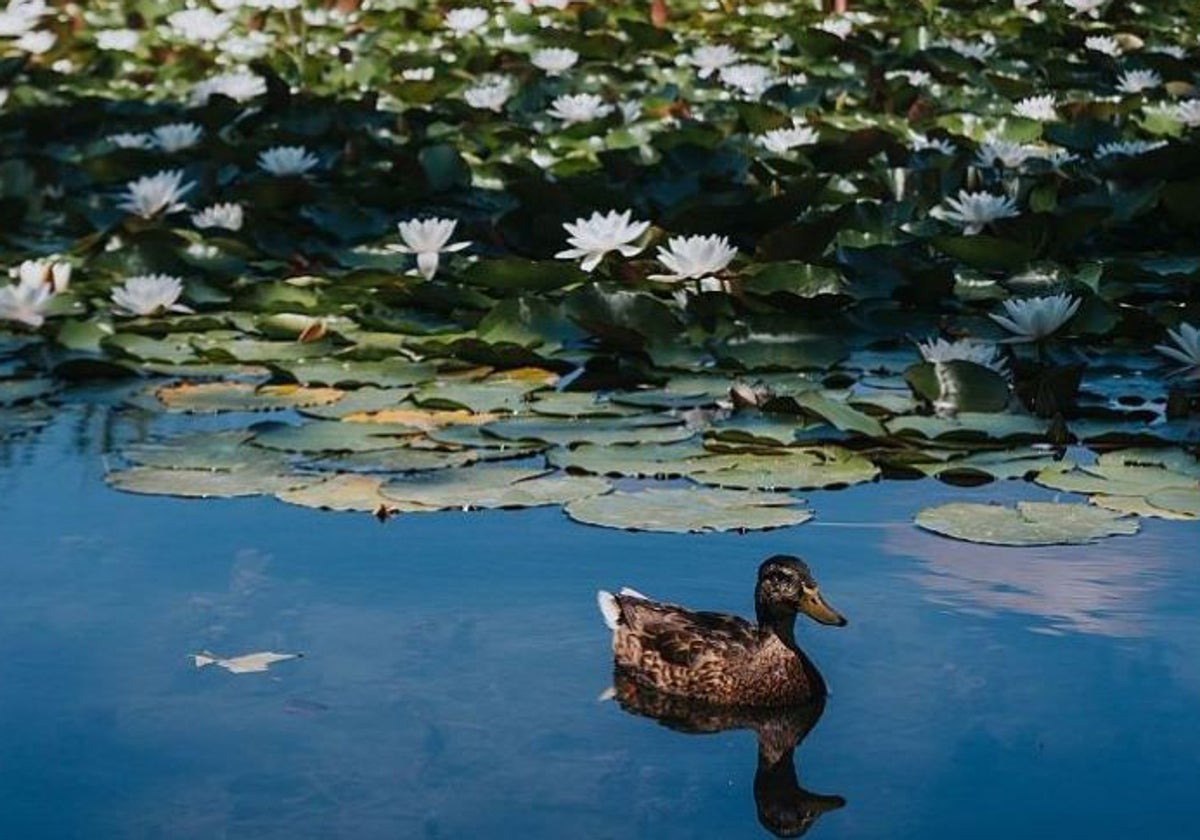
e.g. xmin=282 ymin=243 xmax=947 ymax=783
xmin=600 ymin=556 xmax=847 ymax=708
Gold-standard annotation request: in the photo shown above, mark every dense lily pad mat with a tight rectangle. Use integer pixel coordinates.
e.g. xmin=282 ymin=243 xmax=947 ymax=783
xmin=0 ymin=0 xmax=1199 ymax=538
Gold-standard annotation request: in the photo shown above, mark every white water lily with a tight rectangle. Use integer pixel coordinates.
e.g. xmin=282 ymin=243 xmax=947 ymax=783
xmin=910 ymin=134 xmax=956 ymax=155
xmin=118 ymin=169 xmax=195 ymax=219
xmin=918 ymin=337 xmax=1009 ymax=376
xmin=0 ymin=277 xmax=52 ymax=328
xmin=689 ymin=44 xmax=739 ymax=79
xmin=166 ymin=9 xmax=232 ymax=44
xmin=1012 ymin=95 xmax=1058 ymax=121
xmin=816 ymin=17 xmax=853 ymax=40
xmin=258 ymin=145 xmax=319 ymax=176
xmin=1174 ymin=100 xmax=1200 ymax=128
xmin=530 ymin=47 xmax=578 ymax=75
xmin=942 ymin=37 xmax=995 ymax=62
xmin=974 ymin=137 xmax=1039 ymax=169
xmin=393 ymin=218 xmax=470 ymax=280
xmin=989 ymin=293 xmax=1081 ymax=342
xmin=1064 ymin=0 xmax=1106 ymax=19
xmin=935 ymin=190 xmax=1020 ymax=235
xmin=1115 ymin=69 xmax=1161 ymax=94
xmin=191 ymin=202 xmax=244 ymax=231
xmin=547 ymin=93 xmax=612 ymax=125
xmin=108 ymin=132 xmax=154 ymax=149
xmin=111 ymin=274 xmax=192 ymax=317
xmin=190 ymin=70 xmax=266 ymax=105
xmin=152 ymin=122 xmax=203 ymax=153
xmin=555 ymin=209 xmax=650 ymax=272
xmin=1095 ymin=139 xmax=1167 ymax=157
xmin=401 ymin=67 xmax=435 ymax=82
xmin=463 ymin=78 xmax=512 ymax=111
xmin=719 ymin=63 xmax=774 ymax=97
xmin=16 ymin=29 xmax=53 ymax=54
xmin=1155 ymin=322 xmax=1200 ymax=378
xmin=444 ymin=7 xmax=489 ymax=36
xmin=1084 ymin=36 xmax=1121 ymax=57
xmin=11 ymin=258 xmax=69 ymax=293
xmin=0 ymin=0 xmax=45 ymax=38
xmin=649 ymin=234 xmax=738 ymax=283
xmin=95 ymin=28 xmax=138 ymax=51
xmin=756 ymin=125 xmax=820 ymax=154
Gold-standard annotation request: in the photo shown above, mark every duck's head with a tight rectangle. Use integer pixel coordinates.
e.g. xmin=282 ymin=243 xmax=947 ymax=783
xmin=755 ymin=556 xmax=847 ymax=629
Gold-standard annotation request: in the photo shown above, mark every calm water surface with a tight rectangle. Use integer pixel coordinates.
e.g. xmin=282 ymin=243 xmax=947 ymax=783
xmin=2 ymin=406 xmax=1199 ymax=839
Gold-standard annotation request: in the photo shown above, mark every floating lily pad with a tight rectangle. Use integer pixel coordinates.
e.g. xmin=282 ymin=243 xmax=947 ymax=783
xmin=342 ymin=407 xmax=499 ymax=431
xmin=309 ymin=446 xmax=480 ymax=473
xmin=565 ymin=487 xmax=813 ymax=533
xmin=412 ymin=379 xmax=543 ymax=413
xmin=251 ymin=420 xmax=420 ymax=453
xmin=0 ymin=378 xmax=57 ymax=405
xmin=915 ymin=501 xmax=1139 ymax=546
xmin=299 ymin=387 xmax=412 ymax=419
xmin=382 ymin=465 xmax=610 ymax=510
xmin=690 ymin=447 xmax=880 ymax=490
xmin=122 ymin=430 xmax=289 ymax=471
xmin=280 ymin=359 xmax=437 ymax=388
xmin=1146 ymin=487 xmax=1200 ymax=518
xmin=547 ymin=442 xmax=715 ymax=477
xmin=106 ymin=466 xmax=313 ymax=499
xmin=277 ymin=474 xmax=431 ymax=513
xmin=1090 ymin=495 xmax=1199 ymax=521
xmin=1034 ymin=459 xmax=1200 ymax=496
xmin=528 ymin=391 xmax=642 ymax=418
xmin=156 ymin=381 xmax=343 ymax=413
xmin=794 ymin=391 xmax=886 ymax=437
xmin=481 ymin=415 xmax=695 ymax=447
xmin=887 ymin=413 xmax=1049 ymax=440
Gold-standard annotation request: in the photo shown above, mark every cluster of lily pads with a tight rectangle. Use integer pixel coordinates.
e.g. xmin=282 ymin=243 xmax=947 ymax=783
xmin=1 ymin=0 xmax=1199 ymax=543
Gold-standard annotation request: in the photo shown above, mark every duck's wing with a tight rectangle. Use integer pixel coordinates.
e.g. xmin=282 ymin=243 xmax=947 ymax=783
xmin=615 ymin=595 xmax=758 ymax=667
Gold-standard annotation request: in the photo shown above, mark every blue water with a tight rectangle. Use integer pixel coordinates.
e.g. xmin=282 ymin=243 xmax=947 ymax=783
xmin=2 ymin=408 xmax=1199 ymax=839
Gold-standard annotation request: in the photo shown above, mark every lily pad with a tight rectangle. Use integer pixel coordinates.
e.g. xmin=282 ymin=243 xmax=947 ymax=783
xmin=382 ymin=465 xmax=610 ymax=510
xmin=565 ymin=487 xmax=814 ymax=533
xmin=122 ymin=430 xmax=290 ymax=471
xmin=1090 ymin=495 xmax=1199 ymax=521
xmin=251 ymin=420 xmax=420 ymax=453
xmin=106 ymin=466 xmax=313 ymax=499
xmin=1145 ymin=487 xmax=1200 ymax=518
xmin=547 ymin=441 xmax=715 ymax=477
xmin=689 ymin=447 xmax=880 ymax=490
xmin=277 ymin=474 xmax=430 ymax=513
xmin=156 ymin=381 xmax=344 ymax=413
xmin=481 ymin=415 xmax=695 ymax=447
xmin=915 ymin=501 xmax=1139 ymax=546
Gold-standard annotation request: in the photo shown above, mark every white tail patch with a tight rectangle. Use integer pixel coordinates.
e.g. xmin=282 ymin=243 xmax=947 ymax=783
xmin=597 ymin=686 xmax=616 ymax=702
xmin=619 ymin=587 xmax=649 ymax=600
xmin=192 ymin=651 xmax=219 ymax=669
xmin=597 ymin=590 xmax=621 ymax=630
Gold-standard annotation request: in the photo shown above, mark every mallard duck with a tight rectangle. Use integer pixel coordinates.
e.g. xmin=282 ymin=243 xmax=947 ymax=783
xmin=597 ymin=555 xmax=846 ymax=707
xmin=610 ymin=677 xmax=845 ymax=838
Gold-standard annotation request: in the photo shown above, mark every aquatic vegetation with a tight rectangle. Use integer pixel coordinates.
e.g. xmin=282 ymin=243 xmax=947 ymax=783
xmin=1 ymin=0 xmax=1199 ymax=543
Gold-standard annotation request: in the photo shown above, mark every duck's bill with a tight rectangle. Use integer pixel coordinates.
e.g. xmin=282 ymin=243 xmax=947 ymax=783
xmin=800 ymin=590 xmax=848 ymax=627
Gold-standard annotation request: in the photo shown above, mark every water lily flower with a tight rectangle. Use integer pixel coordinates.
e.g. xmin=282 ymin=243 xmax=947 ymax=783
xmin=918 ymin=337 xmax=1009 ymax=377
xmin=16 ymin=29 xmax=53 ymax=54
xmin=816 ymin=17 xmax=853 ymax=40
xmin=688 ymin=44 xmax=740 ymax=79
xmin=974 ymin=137 xmax=1039 ymax=169
xmin=0 ymin=277 xmax=52 ymax=328
xmin=152 ymin=122 xmax=203 ymax=153
xmin=190 ymin=70 xmax=266 ymax=105
xmin=11 ymin=258 xmax=69 ymax=293
xmin=935 ymin=190 xmax=1020 ymax=235
xmin=118 ymin=169 xmax=195 ymax=219
xmin=555 ymin=210 xmax=650 ymax=272
xmin=942 ymin=38 xmax=995 ymax=62
xmin=95 ymin=28 xmax=139 ymax=51
xmin=547 ymin=93 xmax=612 ymax=126
xmin=530 ymin=47 xmax=578 ymax=75
xmin=393 ymin=218 xmax=470 ymax=280
xmin=463 ymin=79 xmax=512 ymax=111
xmin=111 ymin=274 xmax=192 ymax=317
xmin=258 ymin=145 xmax=319 ymax=176
xmin=1012 ymin=95 xmax=1058 ymax=121
xmin=888 ymin=69 xmax=933 ymax=87
xmin=166 ymin=9 xmax=232 ymax=44
xmin=1064 ymin=0 xmax=1106 ymax=19
xmin=191 ymin=203 xmax=244 ymax=231
xmin=650 ymin=234 xmax=738 ymax=283
xmin=444 ymin=7 xmax=489 ymax=36
xmin=0 ymin=0 xmax=46 ymax=38
xmin=910 ymin=134 xmax=956 ymax=155
xmin=1155 ymin=322 xmax=1200 ymax=378
xmin=401 ymin=67 xmax=435 ymax=82
xmin=1174 ymin=100 xmax=1200 ymax=128
xmin=989 ymin=293 xmax=1081 ymax=343
xmin=1084 ymin=36 xmax=1121 ymax=57
xmin=1095 ymin=139 xmax=1167 ymax=157
xmin=718 ymin=63 xmax=774 ymax=97
xmin=108 ymin=132 xmax=154 ymax=150
xmin=756 ymin=125 xmax=820 ymax=154
xmin=1116 ymin=69 xmax=1161 ymax=94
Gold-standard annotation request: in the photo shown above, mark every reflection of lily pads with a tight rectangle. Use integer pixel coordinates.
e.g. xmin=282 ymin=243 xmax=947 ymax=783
xmin=564 ymin=487 xmax=813 ymax=533
xmin=0 ymin=378 xmax=57 ymax=405
xmin=107 ymin=466 xmax=313 ymax=499
xmin=157 ymin=381 xmax=343 ymax=413
xmin=382 ymin=465 xmax=610 ymax=510
xmin=915 ymin=501 xmax=1139 ymax=546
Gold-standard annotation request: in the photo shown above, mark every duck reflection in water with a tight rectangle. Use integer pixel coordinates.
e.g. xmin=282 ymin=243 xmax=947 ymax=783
xmin=598 ymin=556 xmax=847 ymax=836
xmin=610 ymin=678 xmax=845 ymax=838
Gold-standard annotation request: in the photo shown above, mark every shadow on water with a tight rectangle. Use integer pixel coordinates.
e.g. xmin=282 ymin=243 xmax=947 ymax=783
xmin=610 ymin=677 xmax=844 ymax=838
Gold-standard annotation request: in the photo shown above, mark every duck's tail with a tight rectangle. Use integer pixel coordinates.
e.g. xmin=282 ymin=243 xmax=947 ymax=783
xmin=597 ymin=590 xmax=621 ymax=630
xmin=192 ymin=651 xmax=220 ymax=669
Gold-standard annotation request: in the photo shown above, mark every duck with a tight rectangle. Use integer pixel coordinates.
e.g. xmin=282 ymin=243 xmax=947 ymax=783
xmin=610 ymin=676 xmax=845 ymax=838
xmin=597 ymin=555 xmax=846 ymax=707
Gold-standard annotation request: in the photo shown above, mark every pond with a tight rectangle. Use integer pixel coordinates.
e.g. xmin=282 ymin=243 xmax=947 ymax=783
xmin=3 ymin=402 xmax=1198 ymax=839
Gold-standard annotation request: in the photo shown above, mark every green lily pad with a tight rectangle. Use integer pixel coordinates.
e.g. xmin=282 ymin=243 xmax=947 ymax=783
xmin=689 ymin=447 xmax=880 ymax=490
xmin=299 ymin=387 xmax=413 ymax=419
xmin=122 ymin=430 xmax=290 ymax=471
xmin=564 ymin=487 xmax=814 ymax=533
xmin=1145 ymin=487 xmax=1200 ymax=517
xmin=382 ymin=466 xmax=610 ymax=510
xmin=1034 ymin=460 xmax=1200 ymax=496
xmin=547 ymin=441 xmax=715 ymax=477
xmin=915 ymin=501 xmax=1139 ymax=546
xmin=794 ymin=391 xmax=886 ymax=437
xmin=528 ymin=391 xmax=643 ymax=418
xmin=106 ymin=466 xmax=313 ymax=499
xmin=251 ymin=420 xmax=420 ymax=453
xmin=276 ymin=474 xmax=432 ymax=513
xmin=1090 ymin=495 xmax=1198 ymax=521
xmin=279 ymin=359 xmax=437 ymax=389
xmin=481 ymin=415 xmax=695 ymax=447
xmin=156 ymin=381 xmax=344 ymax=413
xmin=308 ymin=446 xmax=480 ymax=473
xmin=887 ymin=413 xmax=1049 ymax=440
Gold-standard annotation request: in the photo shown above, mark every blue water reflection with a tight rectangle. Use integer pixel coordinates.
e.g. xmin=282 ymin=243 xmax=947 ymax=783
xmin=1 ymin=412 xmax=1199 ymax=838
